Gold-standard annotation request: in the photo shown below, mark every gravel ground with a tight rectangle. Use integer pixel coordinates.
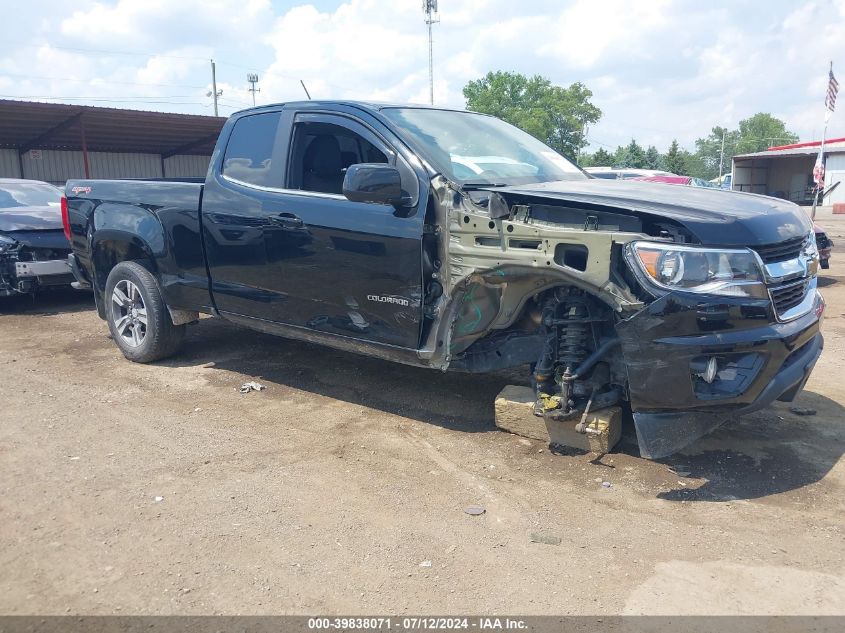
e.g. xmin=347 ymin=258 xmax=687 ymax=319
xmin=1 ymin=209 xmax=843 ymax=615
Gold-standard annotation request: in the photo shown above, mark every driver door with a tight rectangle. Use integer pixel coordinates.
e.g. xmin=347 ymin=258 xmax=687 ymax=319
xmin=260 ymin=111 xmax=425 ymax=349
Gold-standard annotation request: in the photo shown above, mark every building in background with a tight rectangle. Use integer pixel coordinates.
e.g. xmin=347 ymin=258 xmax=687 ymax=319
xmin=0 ymin=100 xmax=225 ymax=185
xmin=731 ymin=137 xmax=845 ymax=206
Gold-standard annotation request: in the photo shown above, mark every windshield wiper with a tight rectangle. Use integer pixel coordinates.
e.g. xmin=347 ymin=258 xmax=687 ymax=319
xmin=459 ymin=181 xmax=508 ymax=190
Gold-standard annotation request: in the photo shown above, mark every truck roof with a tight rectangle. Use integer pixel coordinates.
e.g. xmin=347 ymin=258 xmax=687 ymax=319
xmin=230 ymin=100 xmax=482 ymax=117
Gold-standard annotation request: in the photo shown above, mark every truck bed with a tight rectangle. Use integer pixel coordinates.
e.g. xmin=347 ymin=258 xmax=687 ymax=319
xmin=65 ymin=178 xmax=211 ymax=314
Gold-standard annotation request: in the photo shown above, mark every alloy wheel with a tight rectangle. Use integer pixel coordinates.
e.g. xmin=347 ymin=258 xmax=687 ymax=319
xmin=111 ymin=279 xmax=147 ymax=347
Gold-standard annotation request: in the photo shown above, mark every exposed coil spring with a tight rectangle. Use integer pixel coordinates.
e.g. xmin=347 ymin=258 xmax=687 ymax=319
xmin=556 ymin=301 xmax=589 ymax=368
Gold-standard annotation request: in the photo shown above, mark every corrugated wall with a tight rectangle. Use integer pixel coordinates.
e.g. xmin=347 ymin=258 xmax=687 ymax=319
xmin=0 ymin=149 xmax=21 ymax=178
xmin=20 ymin=150 xmax=86 ymax=185
xmin=163 ymin=154 xmax=211 ymax=178
xmin=88 ymin=152 xmax=163 ymax=179
xmin=825 ymin=152 xmax=845 ymax=205
xmin=0 ymin=149 xmax=211 ymax=185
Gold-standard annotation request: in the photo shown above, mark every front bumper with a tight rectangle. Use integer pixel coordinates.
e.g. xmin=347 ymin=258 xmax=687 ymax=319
xmin=616 ymin=290 xmax=824 ymax=459
xmin=15 ymin=258 xmax=71 ymax=278
xmin=1 ymin=256 xmax=74 ymax=295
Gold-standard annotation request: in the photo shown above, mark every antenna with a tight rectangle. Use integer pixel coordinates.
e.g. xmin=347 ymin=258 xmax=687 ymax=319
xmin=422 ymin=0 xmax=439 ymax=105
xmin=247 ymin=73 xmax=260 ymax=106
xmin=300 ymin=80 xmax=312 ymax=100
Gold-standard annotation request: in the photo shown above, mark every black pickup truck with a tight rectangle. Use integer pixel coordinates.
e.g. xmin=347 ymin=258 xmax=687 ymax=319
xmin=65 ymin=101 xmax=824 ymax=458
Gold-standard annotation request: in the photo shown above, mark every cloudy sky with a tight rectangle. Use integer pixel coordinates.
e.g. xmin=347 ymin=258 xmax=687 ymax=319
xmin=1 ymin=0 xmax=843 ymax=152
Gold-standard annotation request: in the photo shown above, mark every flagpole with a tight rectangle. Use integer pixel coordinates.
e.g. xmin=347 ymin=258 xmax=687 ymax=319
xmin=811 ymin=113 xmax=829 ymax=221
xmin=812 ymin=61 xmax=834 ymax=221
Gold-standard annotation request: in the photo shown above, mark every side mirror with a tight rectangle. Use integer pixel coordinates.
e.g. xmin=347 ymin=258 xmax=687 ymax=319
xmin=343 ymin=163 xmax=404 ymax=206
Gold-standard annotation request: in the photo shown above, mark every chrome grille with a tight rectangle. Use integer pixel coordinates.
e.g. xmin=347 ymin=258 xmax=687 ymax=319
xmin=755 ymin=234 xmax=817 ymax=321
xmin=770 ymin=278 xmax=810 ymax=316
xmin=753 ymin=236 xmax=805 ymax=264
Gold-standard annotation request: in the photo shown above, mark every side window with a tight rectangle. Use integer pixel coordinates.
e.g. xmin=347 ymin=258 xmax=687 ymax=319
xmin=287 ymin=121 xmax=388 ymax=195
xmin=222 ymin=112 xmax=281 ymax=187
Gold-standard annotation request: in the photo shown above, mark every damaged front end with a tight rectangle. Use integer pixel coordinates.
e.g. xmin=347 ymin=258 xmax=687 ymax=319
xmin=0 ymin=232 xmax=73 ymax=296
xmin=422 ymin=177 xmax=824 ymax=459
xmin=616 ymin=280 xmax=823 ymax=458
xmin=531 ymin=287 xmax=623 ymax=432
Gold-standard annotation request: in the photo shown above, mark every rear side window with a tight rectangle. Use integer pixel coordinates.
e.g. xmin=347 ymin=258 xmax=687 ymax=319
xmin=223 ymin=112 xmax=281 ymax=187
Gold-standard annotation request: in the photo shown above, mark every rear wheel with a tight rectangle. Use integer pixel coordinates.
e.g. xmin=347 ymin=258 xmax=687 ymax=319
xmin=105 ymin=261 xmax=185 ymax=363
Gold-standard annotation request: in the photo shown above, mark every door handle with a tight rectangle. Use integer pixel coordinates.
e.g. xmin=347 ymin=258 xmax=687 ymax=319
xmin=270 ymin=213 xmax=304 ymax=229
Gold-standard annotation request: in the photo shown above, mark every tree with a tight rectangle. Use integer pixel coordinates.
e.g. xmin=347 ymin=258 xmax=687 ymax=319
xmin=591 ymin=147 xmax=613 ymax=167
xmin=578 ymin=152 xmax=595 ymax=168
xmin=664 ymin=139 xmax=685 ymax=175
xmin=613 ymin=139 xmax=647 ymax=168
xmin=463 ymin=71 xmax=602 ymax=161
xmin=735 ymin=113 xmax=799 ymax=154
xmin=692 ymin=114 xmax=798 ymax=180
xmin=645 ymin=145 xmax=664 ymax=170
xmin=681 ymin=151 xmax=708 ymax=179
xmin=694 ymin=126 xmax=740 ymax=180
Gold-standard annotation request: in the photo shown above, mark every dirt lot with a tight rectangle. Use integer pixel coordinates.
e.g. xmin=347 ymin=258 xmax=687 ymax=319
xmin=1 ymin=209 xmax=844 ymax=616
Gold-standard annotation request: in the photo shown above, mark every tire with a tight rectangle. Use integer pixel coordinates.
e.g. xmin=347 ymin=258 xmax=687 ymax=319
xmin=104 ymin=261 xmax=185 ymax=363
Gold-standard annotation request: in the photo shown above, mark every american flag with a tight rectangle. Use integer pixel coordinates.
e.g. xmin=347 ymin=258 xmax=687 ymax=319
xmin=813 ymin=149 xmax=825 ymax=186
xmin=825 ymin=64 xmax=839 ymax=112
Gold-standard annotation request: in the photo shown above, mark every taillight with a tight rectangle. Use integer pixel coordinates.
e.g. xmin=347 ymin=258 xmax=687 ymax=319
xmin=61 ymin=196 xmax=71 ymax=242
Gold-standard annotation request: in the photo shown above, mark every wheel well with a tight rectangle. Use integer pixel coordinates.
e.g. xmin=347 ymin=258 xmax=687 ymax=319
xmin=449 ymin=284 xmax=619 ymax=374
xmin=91 ymin=239 xmax=156 ymax=318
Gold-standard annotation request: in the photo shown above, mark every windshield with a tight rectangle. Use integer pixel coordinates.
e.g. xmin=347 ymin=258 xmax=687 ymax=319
xmin=381 ymin=108 xmax=586 ymax=187
xmin=0 ymin=182 xmax=62 ymax=210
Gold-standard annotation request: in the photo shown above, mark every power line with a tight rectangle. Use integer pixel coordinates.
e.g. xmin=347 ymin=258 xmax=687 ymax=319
xmin=585 ymin=137 xmax=615 ymax=148
xmin=0 ymin=72 xmax=207 ymax=89
xmin=218 ymin=96 xmax=253 ymax=108
xmin=4 ymin=41 xmax=439 ymax=110
xmin=6 ymin=43 xmax=362 ymax=98
xmin=0 ymin=94 xmax=207 ymax=105
xmin=202 ymin=102 xmax=240 ymax=111
xmin=215 ymin=60 xmax=359 ymax=95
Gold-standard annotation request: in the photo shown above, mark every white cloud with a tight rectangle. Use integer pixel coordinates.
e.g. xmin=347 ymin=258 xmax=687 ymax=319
xmin=537 ymin=0 xmax=672 ymax=68
xmin=1 ymin=0 xmax=844 ymax=147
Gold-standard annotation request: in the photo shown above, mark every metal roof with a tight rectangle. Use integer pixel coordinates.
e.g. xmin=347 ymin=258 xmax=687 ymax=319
xmin=0 ymin=99 xmax=225 ymax=156
xmin=767 ymin=137 xmax=845 ymax=151
xmin=734 ymin=140 xmax=845 ymax=160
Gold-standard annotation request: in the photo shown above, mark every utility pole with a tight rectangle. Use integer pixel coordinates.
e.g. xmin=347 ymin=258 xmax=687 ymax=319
xmin=718 ymin=128 xmax=726 ymax=181
xmin=247 ymin=73 xmax=260 ymax=106
xmin=577 ymin=123 xmax=588 ymax=166
xmin=208 ymin=59 xmax=222 ymax=116
xmin=423 ymin=0 xmax=439 ymax=105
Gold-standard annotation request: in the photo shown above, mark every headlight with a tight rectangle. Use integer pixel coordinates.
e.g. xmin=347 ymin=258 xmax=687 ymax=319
xmin=626 ymin=241 xmax=768 ymax=299
xmin=805 ymin=231 xmax=820 ymax=259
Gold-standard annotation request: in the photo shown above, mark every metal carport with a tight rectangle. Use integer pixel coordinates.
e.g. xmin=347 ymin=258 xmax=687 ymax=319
xmin=0 ymin=99 xmax=225 ymax=184
xmin=731 ymin=138 xmax=845 ymax=206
